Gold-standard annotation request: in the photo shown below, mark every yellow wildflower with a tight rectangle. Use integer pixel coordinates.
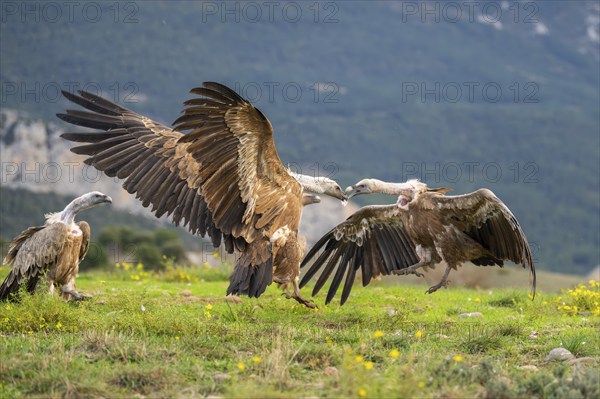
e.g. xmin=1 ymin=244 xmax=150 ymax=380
xmin=354 ymin=355 xmax=364 ymax=363
xmin=358 ymin=388 xmax=367 ymax=397
xmin=364 ymin=361 xmax=374 ymax=370
xmin=453 ymin=355 xmax=464 ymax=362
xmin=373 ymin=330 xmax=384 ymax=338
xmin=237 ymin=362 xmax=246 ymax=371
xmin=389 ymin=349 xmax=400 ymax=359
xmin=55 ymin=322 xmax=62 ymax=329
xmin=205 ymin=304 xmax=213 ymax=310
xmin=252 ymin=356 xmax=262 ymax=364
xmin=415 ymin=330 xmax=423 ymax=339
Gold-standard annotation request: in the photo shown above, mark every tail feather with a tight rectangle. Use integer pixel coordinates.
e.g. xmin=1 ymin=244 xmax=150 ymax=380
xmin=227 ymin=258 xmax=273 ymax=298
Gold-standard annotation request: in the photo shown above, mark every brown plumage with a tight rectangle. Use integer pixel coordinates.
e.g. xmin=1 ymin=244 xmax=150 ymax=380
xmin=0 ymin=192 xmax=111 ymax=301
xmin=300 ymin=179 xmax=535 ymax=305
xmin=57 ymin=83 xmax=346 ymax=307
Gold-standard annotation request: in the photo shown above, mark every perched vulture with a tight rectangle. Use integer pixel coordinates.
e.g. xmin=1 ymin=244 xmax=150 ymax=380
xmin=0 ymin=191 xmax=112 ymax=301
xmin=300 ymin=179 xmax=535 ymax=305
xmin=57 ymin=83 xmax=346 ymax=307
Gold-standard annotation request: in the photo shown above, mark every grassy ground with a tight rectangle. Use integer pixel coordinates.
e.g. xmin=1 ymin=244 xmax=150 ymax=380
xmin=0 ymin=263 xmax=598 ymax=399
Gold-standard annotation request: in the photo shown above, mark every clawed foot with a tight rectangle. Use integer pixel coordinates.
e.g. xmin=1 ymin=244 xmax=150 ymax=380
xmin=72 ymin=293 xmax=92 ymax=301
xmin=393 ymin=262 xmax=427 ymax=278
xmin=62 ymin=288 xmax=91 ymax=301
xmin=425 ymin=266 xmax=452 ymax=295
xmin=394 ymin=268 xmax=424 ymax=278
xmin=282 ymin=292 xmax=317 ymax=309
xmin=425 ymin=280 xmax=449 ymax=295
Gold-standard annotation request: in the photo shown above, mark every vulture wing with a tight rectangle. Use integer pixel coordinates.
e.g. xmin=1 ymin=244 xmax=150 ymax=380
xmin=174 ymin=83 xmax=303 ymax=297
xmin=433 ymin=189 xmax=536 ymax=295
xmin=59 ymin=83 xmax=303 ymax=298
xmin=0 ymin=223 xmax=70 ymax=300
xmin=58 ymin=88 xmax=240 ymax=252
xmin=299 ymin=205 xmax=419 ymax=305
xmin=77 ymin=221 xmax=91 ymax=263
xmin=174 ymin=82 xmax=303 ymax=243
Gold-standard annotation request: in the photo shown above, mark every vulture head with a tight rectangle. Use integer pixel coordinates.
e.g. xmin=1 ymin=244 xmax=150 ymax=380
xmin=345 ymin=178 xmax=377 ymax=197
xmin=287 ymin=171 xmax=347 ymax=202
xmin=346 ymin=178 xmax=431 ymax=199
xmin=317 ymin=177 xmax=348 ymax=202
xmin=302 ymin=193 xmax=322 ymax=206
xmin=74 ymin=191 xmax=113 ymax=212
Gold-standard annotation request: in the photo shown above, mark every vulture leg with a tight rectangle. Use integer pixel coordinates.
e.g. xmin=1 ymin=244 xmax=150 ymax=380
xmin=283 ymin=279 xmax=317 ymax=309
xmin=60 ymin=278 xmax=90 ymax=301
xmin=426 ymin=266 xmax=452 ymax=294
xmin=392 ymin=260 xmax=431 ymax=277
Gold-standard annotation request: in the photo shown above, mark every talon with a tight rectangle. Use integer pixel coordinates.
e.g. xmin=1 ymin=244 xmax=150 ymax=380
xmin=425 ymin=284 xmax=441 ymax=295
xmin=297 ymin=297 xmax=317 ymax=309
xmin=71 ymin=293 xmax=91 ymax=301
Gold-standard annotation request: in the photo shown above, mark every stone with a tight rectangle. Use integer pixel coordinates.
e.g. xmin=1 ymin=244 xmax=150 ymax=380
xmin=546 ymin=348 xmax=575 ymax=361
xmin=324 ymin=366 xmax=339 ymax=377
xmin=459 ymin=312 xmax=483 ymax=318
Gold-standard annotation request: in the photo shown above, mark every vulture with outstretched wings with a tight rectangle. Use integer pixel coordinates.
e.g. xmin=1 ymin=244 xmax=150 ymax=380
xmin=300 ymin=179 xmax=535 ymax=305
xmin=0 ymin=191 xmax=112 ymax=301
xmin=58 ymin=83 xmax=346 ymax=307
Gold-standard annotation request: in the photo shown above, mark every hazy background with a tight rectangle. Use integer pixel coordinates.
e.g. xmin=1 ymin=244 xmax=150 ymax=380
xmin=1 ymin=1 xmax=598 ymax=275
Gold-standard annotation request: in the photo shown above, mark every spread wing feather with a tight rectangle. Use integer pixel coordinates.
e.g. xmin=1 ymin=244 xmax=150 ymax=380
xmin=174 ymin=82 xmax=302 ymax=242
xmin=433 ymin=189 xmax=536 ymax=295
xmin=59 ymin=83 xmax=303 ymax=297
xmin=57 ymin=89 xmax=236 ymax=252
xmin=300 ymin=205 xmax=419 ymax=305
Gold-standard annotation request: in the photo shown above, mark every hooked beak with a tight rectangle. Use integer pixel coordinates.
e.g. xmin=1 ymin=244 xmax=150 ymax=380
xmin=102 ymin=195 xmax=113 ymax=204
xmin=336 ymin=190 xmax=349 ymax=202
xmin=345 ymin=185 xmax=365 ymax=199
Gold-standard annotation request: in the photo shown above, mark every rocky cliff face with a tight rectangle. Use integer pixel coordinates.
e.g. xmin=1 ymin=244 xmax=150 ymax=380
xmin=0 ymin=109 xmax=355 ymax=245
xmin=1 ymin=108 xmax=138 ymax=207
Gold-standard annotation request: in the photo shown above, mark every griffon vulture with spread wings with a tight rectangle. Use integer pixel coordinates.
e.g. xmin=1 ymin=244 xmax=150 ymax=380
xmin=57 ymin=83 xmax=346 ymax=307
xmin=300 ymin=179 xmax=535 ymax=305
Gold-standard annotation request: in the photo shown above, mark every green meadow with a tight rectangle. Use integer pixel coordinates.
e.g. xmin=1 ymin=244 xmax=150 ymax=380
xmin=0 ymin=263 xmax=598 ymax=399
